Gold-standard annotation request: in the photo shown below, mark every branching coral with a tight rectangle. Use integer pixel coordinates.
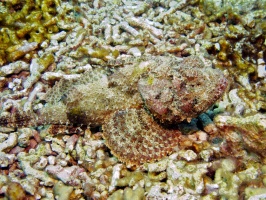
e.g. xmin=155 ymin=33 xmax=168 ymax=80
xmin=0 ymin=0 xmax=62 ymax=65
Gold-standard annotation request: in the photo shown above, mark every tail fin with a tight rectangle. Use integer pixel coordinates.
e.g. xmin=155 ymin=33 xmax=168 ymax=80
xmin=0 ymin=110 xmax=36 ymax=128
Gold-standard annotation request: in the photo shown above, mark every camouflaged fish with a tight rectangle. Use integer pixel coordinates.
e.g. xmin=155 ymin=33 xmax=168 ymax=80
xmin=0 ymin=56 xmax=228 ymax=166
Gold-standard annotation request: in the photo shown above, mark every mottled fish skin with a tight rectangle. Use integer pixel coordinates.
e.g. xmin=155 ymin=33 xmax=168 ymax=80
xmin=0 ymin=56 xmax=228 ymax=166
xmin=103 ymin=108 xmax=181 ymax=166
xmin=138 ymin=56 xmax=228 ymax=124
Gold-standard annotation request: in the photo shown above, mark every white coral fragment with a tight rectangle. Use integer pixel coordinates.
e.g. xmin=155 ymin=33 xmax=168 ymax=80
xmin=18 ymin=152 xmax=55 ymax=186
xmin=0 ymin=152 xmax=16 ymax=167
xmin=0 ymin=132 xmax=18 ymax=152
xmin=109 ymin=164 xmax=123 ymax=193
xmin=148 ymin=159 xmax=168 ymax=173
xmin=126 ymin=17 xmax=163 ymax=39
xmin=0 ymin=61 xmax=29 ymax=76
xmin=46 ymin=165 xmax=85 ymax=186
xmin=257 ymin=57 xmax=266 ymax=78
xmin=178 ymin=150 xmax=197 ymax=161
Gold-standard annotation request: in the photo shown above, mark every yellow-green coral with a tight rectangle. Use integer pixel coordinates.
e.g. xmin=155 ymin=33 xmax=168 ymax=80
xmin=77 ymin=46 xmax=120 ymax=62
xmin=38 ymin=53 xmax=55 ymax=69
xmin=0 ymin=0 xmax=61 ymax=65
xmin=6 ymin=182 xmax=27 ymax=200
xmin=215 ymin=39 xmax=256 ymax=77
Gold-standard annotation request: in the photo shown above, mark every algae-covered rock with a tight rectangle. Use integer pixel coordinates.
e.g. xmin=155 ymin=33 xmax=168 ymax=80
xmin=215 ymin=113 xmax=266 ymax=156
xmin=245 ymin=187 xmax=266 ymax=199
xmin=123 ymin=187 xmax=145 ymax=200
xmin=53 ymin=181 xmax=74 ymax=200
xmin=6 ymin=182 xmax=26 ymax=200
xmin=108 ymin=187 xmax=144 ymax=200
xmin=108 ymin=189 xmax=123 ymax=200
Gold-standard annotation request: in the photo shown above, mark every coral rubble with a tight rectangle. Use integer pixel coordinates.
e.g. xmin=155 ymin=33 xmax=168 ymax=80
xmin=0 ymin=0 xmax=265 ymax=199
xmin=215 ymin=113 xmax=266 ymax=156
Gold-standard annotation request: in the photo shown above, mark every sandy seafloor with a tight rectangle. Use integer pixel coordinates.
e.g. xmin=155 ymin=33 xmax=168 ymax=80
xmin=0 ymin=0 xmax=266 ymax=199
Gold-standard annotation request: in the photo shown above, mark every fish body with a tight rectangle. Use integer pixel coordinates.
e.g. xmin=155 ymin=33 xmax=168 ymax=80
xmin=0 ymin=56 xmax=228 ymax=166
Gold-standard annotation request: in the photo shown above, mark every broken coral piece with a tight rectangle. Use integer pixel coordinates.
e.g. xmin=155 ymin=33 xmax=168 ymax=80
xmin=214 ymin=113 xmax=266 ymax=156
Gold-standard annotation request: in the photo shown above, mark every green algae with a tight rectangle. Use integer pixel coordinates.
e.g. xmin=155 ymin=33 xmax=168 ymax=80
xmin=90 ymin=48 xmax=110 ymax=61
xmin=38 ymin=53 xmax=55 ymax=69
